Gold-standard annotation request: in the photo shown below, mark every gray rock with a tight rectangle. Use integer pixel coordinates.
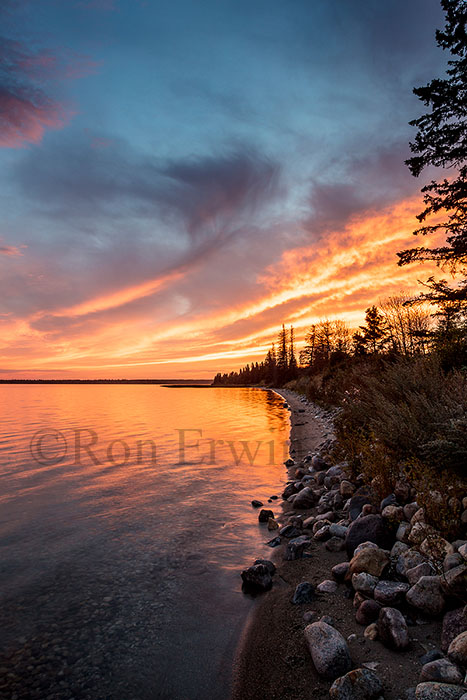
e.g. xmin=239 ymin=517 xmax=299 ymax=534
xmin=441 ymin=608 xmax=467 ymax=653
xmin=407 ymin=576 xmax=446 ymax=617
xmin=311 ymin=455 xmax=329 ymax=471
xmin=292 ymin=486 xmax=317 ymax=510
xmin=374 ymin=580 xmax=410 ymax=605
xmin=345 ymin=515 xmax=395 ymax=558
xmin=349 ymin=489 xmax=376 ymax=521
xmin=354 ymin=541 xmax=379 ymax=556
xmin=444 ymin=553 xmax=463 ymax=572
xmin=279 ymin=524 xmax=301 ymax=538
xmin=447 ymin=631 xmax=467 ymax=668
xmin=266 ymin=536 xmax=282 ymax=547
xmin=317 ymin=579 xmax=338 ymax=593
xmin=340 ymin=480 xmax=356 ymax=499
xmin=329 ymin=667 xmax=383 ymax=699
xmin=330 ymin=523 xmax=348 ymax=539
xmin=241 ymin=563 xmax=273 ymax=591
xmin=397 ymin=549 xmax=426 ymax=577
xmin=420 ymin=659 xmax=464 ymax=685
xmin=415 ymin=682 xmax=466 ymax=700
xmin=458 ymin=543 xmax=467 ymax=561
xmin=378 ymin=607 xmax=409 ymax=650
xmin=391 ymin=541 xmax=409 ymax=558
xmin=253 ymin=559 xmax=276 ymax=575
xmin=292 ymin=581 xmax=316 ymax=604
xmin=304 ymin=621 xmax=352 ymax=679
xmin=352 ymin=572 xmax=378 ymax=596
xmin=407 ymin=562 xmax=435 ymax=586
xmin=285 ymin=535 xmax=311 ymax=561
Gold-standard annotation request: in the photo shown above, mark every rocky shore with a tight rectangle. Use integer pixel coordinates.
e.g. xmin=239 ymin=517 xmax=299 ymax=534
xmin=233 ymin=389 xmax=467 ymax=700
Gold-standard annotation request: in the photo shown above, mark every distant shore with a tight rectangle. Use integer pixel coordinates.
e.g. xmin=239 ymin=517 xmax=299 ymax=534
xmin=0 ymin=379 xmax=213 ymax=385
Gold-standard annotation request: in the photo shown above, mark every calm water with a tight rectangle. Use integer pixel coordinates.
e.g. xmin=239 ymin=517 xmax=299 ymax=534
xmin=0 ymin=385 xmax=290 ymax=700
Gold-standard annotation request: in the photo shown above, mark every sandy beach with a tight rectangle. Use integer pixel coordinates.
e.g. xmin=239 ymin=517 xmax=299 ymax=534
xmin=232 ymin=389 xmax=443 ymax=700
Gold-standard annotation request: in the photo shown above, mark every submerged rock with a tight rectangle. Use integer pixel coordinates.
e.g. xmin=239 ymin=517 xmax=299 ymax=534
xmin=258 ymin=509 xmax=274 ymax=523
xmin=304 ymin=621 xmax=352 ymax=679
xmin=251 ymin=499 xmax=263 ymax=508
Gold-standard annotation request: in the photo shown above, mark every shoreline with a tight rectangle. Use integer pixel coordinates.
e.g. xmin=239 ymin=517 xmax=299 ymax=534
xmin=231 ymin=389 xmax=460 ymax=700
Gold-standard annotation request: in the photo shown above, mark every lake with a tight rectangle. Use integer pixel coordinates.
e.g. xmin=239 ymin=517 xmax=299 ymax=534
xmin=0 ymin=385 xmax=290 ymax=700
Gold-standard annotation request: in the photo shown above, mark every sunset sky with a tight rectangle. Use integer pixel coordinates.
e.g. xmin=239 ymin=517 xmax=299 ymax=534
xmin=0 ymin=0 xmax=449 ymax=378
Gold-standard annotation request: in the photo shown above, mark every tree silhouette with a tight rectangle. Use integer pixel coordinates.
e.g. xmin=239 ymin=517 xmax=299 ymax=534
xmin=398 ymin=0 xmax=467 ymax=300
xmin=360 ymin=305 xmax=387 ymax=353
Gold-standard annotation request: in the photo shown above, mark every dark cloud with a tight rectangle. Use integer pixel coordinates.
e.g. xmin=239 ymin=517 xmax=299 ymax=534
xmin=14 ymin=138 xmax=281 ymax=241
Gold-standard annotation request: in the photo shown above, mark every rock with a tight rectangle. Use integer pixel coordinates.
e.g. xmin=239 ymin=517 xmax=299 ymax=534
xmin=241 ymin=563 xmax=273 ymax=591
xmin=378 ymin=607 xmax=409 ymax=650
xmin=407 ymin=562 xmax=435 ymax=585
xmin=326 ymin=536 xmax=346 ymax=552
xmin=404 ymin=502 xmax=419 ymax=521
xmin=349 ymin=490 xmax=376 ymax=521
xmin=412 ymin=508 xmax=426 ymax=524
xmin=317 ymin=579 xmax=338 ymax=593
xmin=391 ymin=541 xmax=409 ymax=558
xmin=397 ymin=549 xmax=426 ymax=577
xmin=348 ymin=547 xmax=389 ymax=578
xmin=304 ymin=621 xmax=352 ymax=679
xmin=397 ymin=522 xmax=412 ymax=542
xmin=329 ymin=667 xmax=383 ymax=700
xmin=251 ymin=499 xmax=263 ymax=508
xmin=420 ymin=536 xmax=454 ymax=562
xmin=420 ymin=649 xmax=444 ymax=664
xmin=267 ymin=517 xmax=279 ymax=530
xmin=447 ymin=631 xmax=467 ymax=668
xmin=374 ymin=580 xmax=410 ymax=605
xmin=354 ymin=591 xmax=366 ymax=609
xmin=340 ymin=480 xmax=356 ymax=499
xmin=352 ymin=572 xmax=378 ymax=596
xmin=293 ymin=581 xmax=316 ymax=604
xmin=292 ymin=487 xmax=317 ymax=510
xmin=444 ymin=553 xmax=463 ymax=572
xmin=332 ymin=562 xmax=350 ymax=581
xmin=364 ymin=623 xmax=379 ymax=640
xmin=362 ymin=504 xmax=379 ymax=516
xmin=311 ymin=455 xmax=329 ymax=471
xmin=354 ymin=541 xmax=379 ymax=556
xmin=356 ymin=600 xmax=381 ymax=626
xmin=415 ymin=682 xmax=466 ymax=700
xmin=381 ymin=494 xmax=397 ymax=510
xmin=330 ymin=523 xmax=348 ymax=539
xmin=345 ymin=515 xmax=395 ymax=557
xmin=441 ymin=608 xmax=467 ymax=652
xmin=458 ymin=543 xmax=467 ymax=561
xmin=303 ymin=610 xmax=317 ymax=623
xmin=279 ymin=524 xmax=301 ymax=538
xmin=258 ymin=509 xmax=274 ymax=523
xmin=314 ymin=525 xmax=331 ymax=541
xmin=409 ymin=522 xmax=436 ymax=545
xmin=282 ymin=483 xmax=298 ymax=500
xmin=253 ymin=559 xmax=276 ymax=575
xmin=420 ymin=659 xmax=464 ymax=685
xmin=407 ymin=576 xmax=446 ymax=617
xmin=382 ymin=505 xmax=405 ymax=523
xmin=266 ymin=536 xmax=282 ymax=547
xmin=285 ymin=535 xmax=311 ymax=561
xmin=284 ymin=458 xmax=295 ymax=467
xmin=320 ymin=614 xmax=335 ymax=626
xmin=440 ymin=564 xmax=467 ymax=600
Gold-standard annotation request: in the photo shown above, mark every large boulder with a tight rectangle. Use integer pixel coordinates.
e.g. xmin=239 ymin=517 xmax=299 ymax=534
xmin=345 ymin=515 xmax=395 ymax=557
xmin=329 ymin=668 xmax=383 ymax=700
xmin=447 ymin=630 xmax=467 ymax=668
xmin=377 ymin=607 xmax=409 ymax=650
xmin=406 ymin=576 xmax=446 ymax=617
xmin=304 ymin=621 xmax=352 ymax=680
xmin=415 ymin=682 xmax=466 ymax=700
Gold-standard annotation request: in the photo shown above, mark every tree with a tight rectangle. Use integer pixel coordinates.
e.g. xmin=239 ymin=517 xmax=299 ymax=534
xmin=360 ymin=305 xmax=387 ymax=353
xmin=289 ymin=325 xmax=299 ymax=378
xmin=398 ymin=0 xmax=467 ymax=299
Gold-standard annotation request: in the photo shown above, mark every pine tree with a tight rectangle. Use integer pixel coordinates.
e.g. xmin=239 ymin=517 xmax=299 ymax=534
xmin=360 ymin=306 xmax=387 ymax=353
xmin=289 ymin=325 xmax=299 ymax=378
xmin=398 ymin=0 xmax=467 ymax=301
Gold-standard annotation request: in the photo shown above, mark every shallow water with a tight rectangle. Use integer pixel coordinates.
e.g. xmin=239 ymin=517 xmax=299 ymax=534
xmin=0 ymin=385 xmax=289 ymax=699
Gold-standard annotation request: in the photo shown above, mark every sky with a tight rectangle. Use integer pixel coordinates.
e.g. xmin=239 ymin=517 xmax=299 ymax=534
xmin=0 ymin=0 xmax=449 ymax=378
